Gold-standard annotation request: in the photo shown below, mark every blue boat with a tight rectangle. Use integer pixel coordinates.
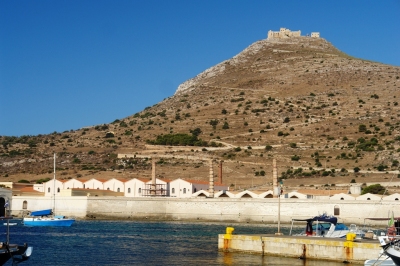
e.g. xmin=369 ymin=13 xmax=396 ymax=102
xmin=23 ymin=208 xmax=75 ymax=227
xmin=23 ymin=214 xmax=75 ymax=227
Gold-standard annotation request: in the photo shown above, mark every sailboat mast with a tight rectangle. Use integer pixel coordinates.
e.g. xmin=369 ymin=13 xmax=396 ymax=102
xmin=53 ymin=153 xmax=56 ymax=214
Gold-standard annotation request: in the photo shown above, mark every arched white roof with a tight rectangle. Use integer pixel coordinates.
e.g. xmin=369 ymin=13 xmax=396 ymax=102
xmin=287 ymin=191 xmax=307 ymax=199
xmin=382 ymin=193 xmax=400 ymax=201
xmin=258 ymin=190 xmax=274 ymax=198
xmin=235 ymin=190 xmax=259 ymax=199
xmin=330 ymin=193 xmax=356 ymax=200
xmin=356 ymin=193 xmax=382 ymax=201
xmin=214 ymin=190 xmax=235 ymax=198
xmin=191 ymin=190 xmax=210 ymax=198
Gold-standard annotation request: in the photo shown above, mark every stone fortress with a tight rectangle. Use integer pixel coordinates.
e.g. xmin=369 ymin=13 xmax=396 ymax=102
xmin=267 ymin=27 xmax=320 ymax=39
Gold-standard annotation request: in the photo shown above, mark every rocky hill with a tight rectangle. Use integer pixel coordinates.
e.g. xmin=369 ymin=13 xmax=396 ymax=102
xmin=1 ymin=36 xmax=400 ymax=192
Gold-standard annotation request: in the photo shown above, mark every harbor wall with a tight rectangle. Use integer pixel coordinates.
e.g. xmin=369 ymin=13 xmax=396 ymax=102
xmin=11 ymin=196 xmax=88 ymax=217
xmin=10 ymin=197 xmax=400 ymax=225
xmin=218 ymin=234 xmax=381 ymax=263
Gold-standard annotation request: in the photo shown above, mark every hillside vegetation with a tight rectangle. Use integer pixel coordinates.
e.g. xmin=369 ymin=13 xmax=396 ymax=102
xmin=1 ymin=36 xmax=400 ymax=193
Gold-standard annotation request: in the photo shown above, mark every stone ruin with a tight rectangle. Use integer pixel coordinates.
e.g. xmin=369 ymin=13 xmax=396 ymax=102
xmin=267 ymin=27 xmax=320 ymax=39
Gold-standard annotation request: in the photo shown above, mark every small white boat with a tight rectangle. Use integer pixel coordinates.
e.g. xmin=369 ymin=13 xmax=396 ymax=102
xmin=3 ymin=223 xmax=17 ymax=226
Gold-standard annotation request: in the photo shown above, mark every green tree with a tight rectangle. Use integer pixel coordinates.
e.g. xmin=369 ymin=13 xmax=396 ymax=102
xmin=361 ymin=184 xmax=387 ymax=195
xmin=291 ymin=155 xmax=300 ymax=161
xmin=190 ymin=128 xmax=202 ymax=137
xmin=209 ymin=119 xmax=219 ymax=129
xmin=358 ymin=124 xmax=367 ymax=132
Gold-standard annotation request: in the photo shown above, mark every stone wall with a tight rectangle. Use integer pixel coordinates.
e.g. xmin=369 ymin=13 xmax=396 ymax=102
xmin=11 ymin=196 xmax=88 ymax=217
xmin=11 ymin=196 xmax=400 ymax=226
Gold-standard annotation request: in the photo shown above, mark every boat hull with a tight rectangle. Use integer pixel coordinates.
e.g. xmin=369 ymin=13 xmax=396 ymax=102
xmin=23 ymin=217 xmax=75 ymax=227
xmin=364 ymin=258 xmax=395 ymax=266
xmin=385 ymin=246 xmax=400 ymax=266
xmin=0 ymin=244 xmax=31 ymax=265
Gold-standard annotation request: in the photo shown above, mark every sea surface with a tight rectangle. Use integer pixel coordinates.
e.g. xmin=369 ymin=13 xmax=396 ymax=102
xmin=3 ymin=220 xmax=365 ymax=266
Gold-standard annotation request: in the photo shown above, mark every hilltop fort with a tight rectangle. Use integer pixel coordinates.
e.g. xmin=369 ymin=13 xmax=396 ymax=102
xmin=267 ymin=27 xmax=320 ymax=39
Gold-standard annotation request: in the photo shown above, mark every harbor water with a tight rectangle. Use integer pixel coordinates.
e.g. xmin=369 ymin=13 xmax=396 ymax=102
xmin=3 ymin=220 xmax=365 ymax=265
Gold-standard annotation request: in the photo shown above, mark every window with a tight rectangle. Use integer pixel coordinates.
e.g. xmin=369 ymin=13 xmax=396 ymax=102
xmin=172 ymin=188 xmax=175 ymax=194
xmin=395 ymin=198 xmax=399 ymax=201
xmin=57 ymin=188 xmax=60 ymax=193
xmin=117 ymin=188 xmax=120 ymax=192
xmin=183 ymin=188 xmax=186 ymax=194
xmin=22 ymin=201 xmax=27 ymax=210
xmin=67 ymin=187 xmax=70 ymax=189
xmin=128 ymin=188 xmax=131 ymax=193
xmin=138 ymin=188 xmax=142 ymax=194
xmin=48 ymin=188 xmax=50 ymax=193
xmin=107 ymin=187 xmax=110 ymax=190
xmin=83 ymin=184 xmax=86 ymax=189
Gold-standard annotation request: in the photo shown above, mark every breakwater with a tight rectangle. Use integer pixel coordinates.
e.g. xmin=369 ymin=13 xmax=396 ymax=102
xmin=11 ymin=196 xmax=399 ymax=226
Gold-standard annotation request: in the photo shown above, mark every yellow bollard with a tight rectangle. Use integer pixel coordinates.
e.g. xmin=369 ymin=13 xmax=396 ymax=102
xmin=223 ymin=227 xmax=234 ymax=251
xmin=224 ymin=227 xmax=234 ymax=239
xmin=344 ymin=232 xmax=356 ymax=248
xmin=344 ymin=232 xmax=356 ymax=262
xmin=346 ymin=232 xmax=356 ymax=242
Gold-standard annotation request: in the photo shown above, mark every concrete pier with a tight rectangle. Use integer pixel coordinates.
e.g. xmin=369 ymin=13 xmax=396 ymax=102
xmin=218 ymin=233 xmax=381 ymax=263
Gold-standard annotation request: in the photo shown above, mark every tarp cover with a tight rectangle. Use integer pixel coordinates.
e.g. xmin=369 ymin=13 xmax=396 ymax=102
xmin=30 ymin=209 xmax=52 ymax=216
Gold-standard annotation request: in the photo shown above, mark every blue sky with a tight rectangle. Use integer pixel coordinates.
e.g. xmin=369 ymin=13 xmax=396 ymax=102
xmin=1 ymin=1 xmax=399 ymax=137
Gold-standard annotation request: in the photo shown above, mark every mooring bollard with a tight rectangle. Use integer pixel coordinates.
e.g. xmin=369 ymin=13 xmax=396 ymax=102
xmin=224 ymin=227 xmax=234 ymax=250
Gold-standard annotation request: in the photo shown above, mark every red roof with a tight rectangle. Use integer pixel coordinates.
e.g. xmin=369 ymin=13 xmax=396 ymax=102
xmin=19 ymin=187 xmax=41 ymax=192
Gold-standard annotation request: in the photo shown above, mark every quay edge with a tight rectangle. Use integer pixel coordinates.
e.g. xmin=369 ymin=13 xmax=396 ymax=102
xmin=218 ymin=233 xmax=381 ymax=263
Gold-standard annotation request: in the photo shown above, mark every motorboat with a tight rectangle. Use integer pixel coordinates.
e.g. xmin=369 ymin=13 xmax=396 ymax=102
xmin=289 ymin=213 xmax=365 ymax=238
xmin=364 ymin=236 xmax=400 ymax=266
xmin=379 ymin=237 xmax=400 ymax=266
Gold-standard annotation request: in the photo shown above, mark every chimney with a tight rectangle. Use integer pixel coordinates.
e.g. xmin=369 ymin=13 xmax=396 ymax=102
xmin=219 ymin=160 xmax=223 ymax=185
xmin=209 ymin=159 xmax=214 ymax=198
xmin=273 ymin=159 xmax=278 ymax=198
